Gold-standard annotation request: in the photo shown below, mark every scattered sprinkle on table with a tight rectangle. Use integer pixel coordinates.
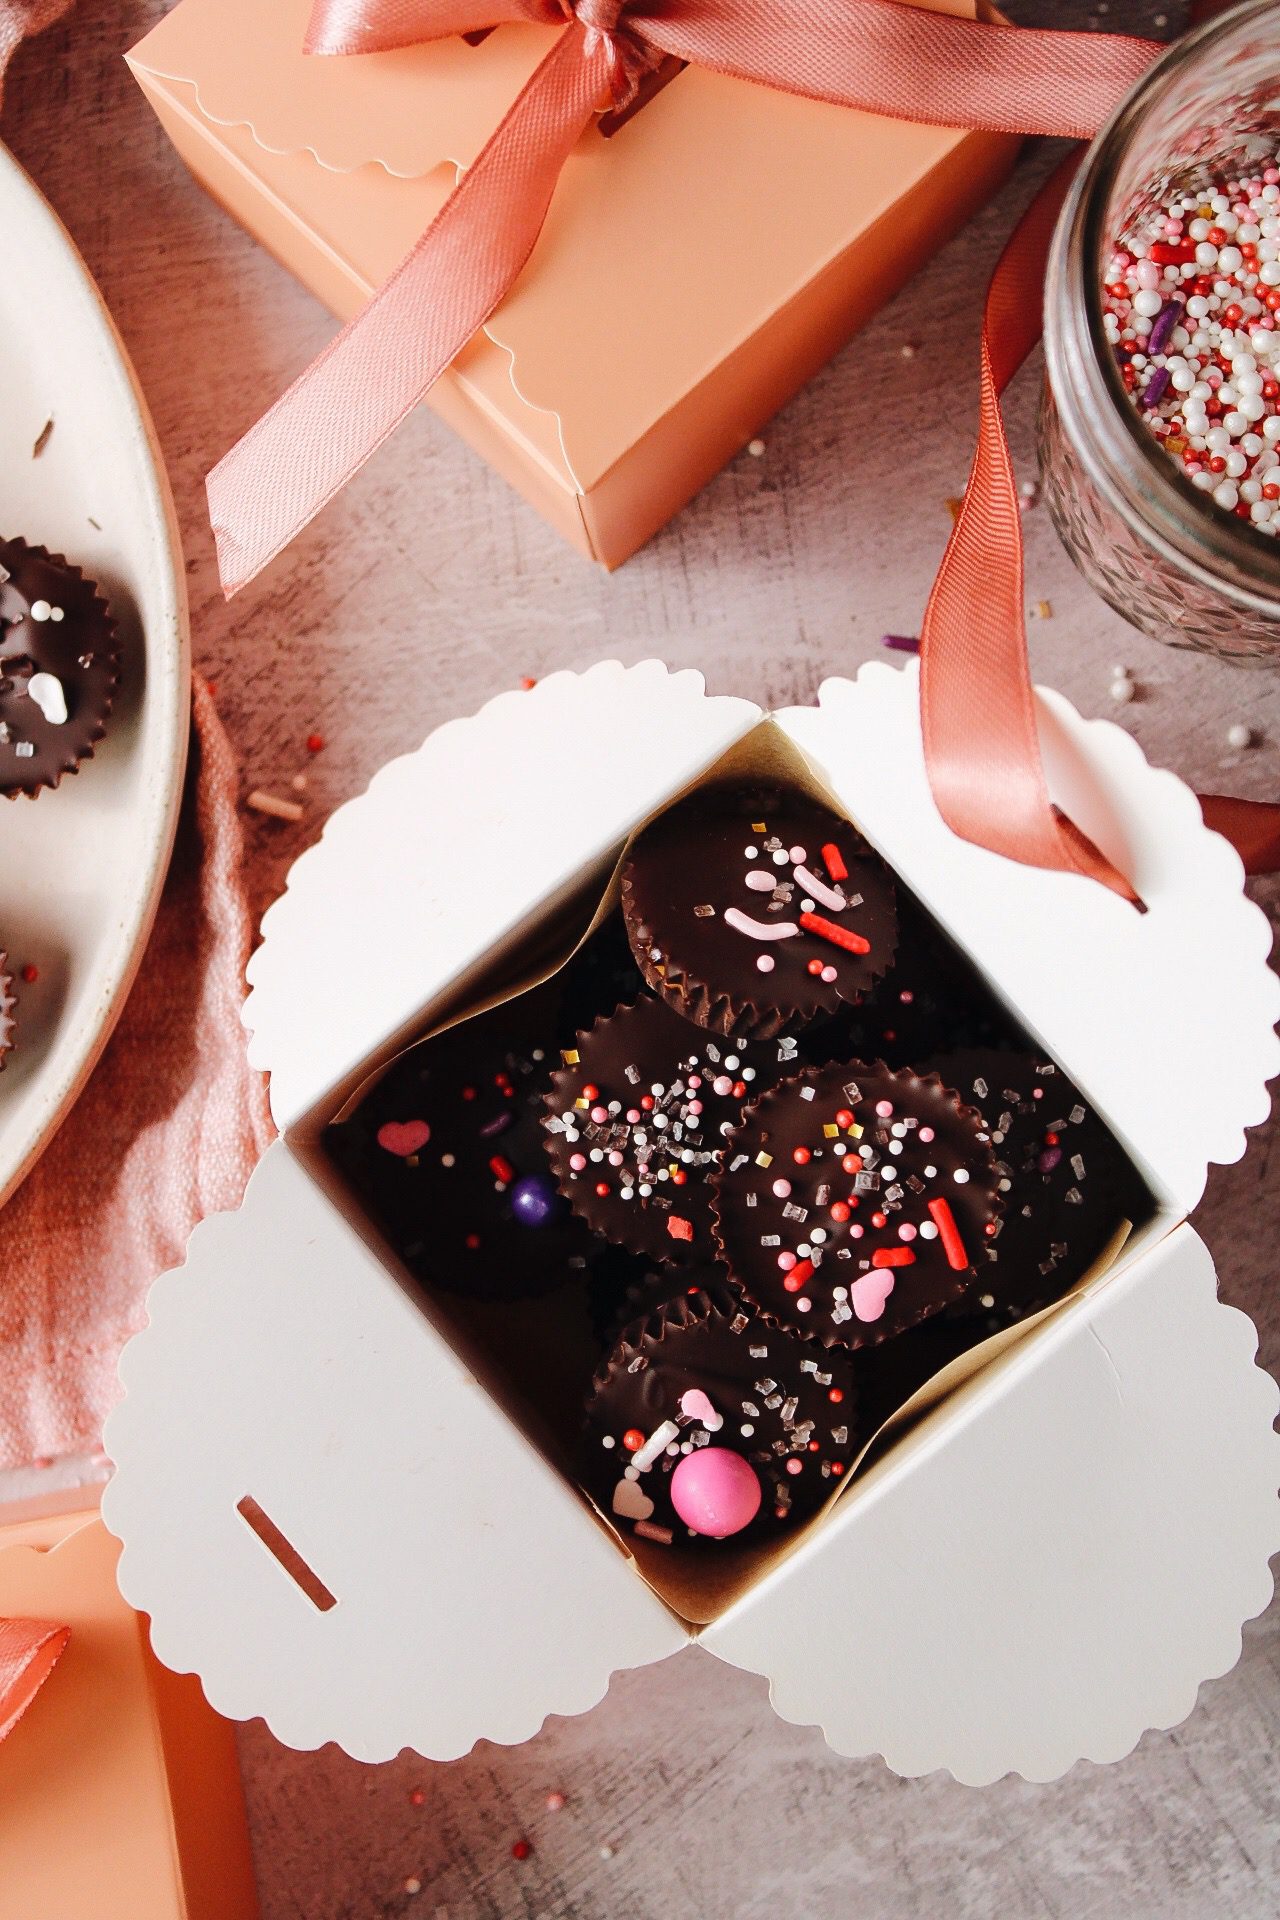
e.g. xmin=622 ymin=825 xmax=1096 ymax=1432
xmin=245 ymin=789 xmax=304 ymax=822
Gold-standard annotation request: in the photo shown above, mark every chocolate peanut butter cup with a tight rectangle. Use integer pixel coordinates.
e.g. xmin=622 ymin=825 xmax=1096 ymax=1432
xmin=542 ymin=994 xmax=791 ymax=1267
xmin=0 ymin=539 xmax=120 ymax=798
xmin=621 ymin=786 xmax=897 ymax=1039
xmin=583 ymin=1283 xmax=857 ymax=1547
xmin=932 ymin=1049 xmax=1129 ymax=1327
xmin=712 ymin=1059 xmax=1003 ymax=1349
xmin=327 ymin=979 xmax=603 ymax=1302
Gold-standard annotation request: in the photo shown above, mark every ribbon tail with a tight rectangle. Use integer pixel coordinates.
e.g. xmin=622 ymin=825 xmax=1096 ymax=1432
xmin=1198 ymin=794 xmax=1280 ymax=876
xmin=0 ymin=1617 xmax=70 ymax=1742
xmin=642 ymin=0 xmax=1160 ymax=141
xmin=918 ymin=153 xmax=1138 ymax=905
xmin=207 ymin=22 xmax=610 ymax=597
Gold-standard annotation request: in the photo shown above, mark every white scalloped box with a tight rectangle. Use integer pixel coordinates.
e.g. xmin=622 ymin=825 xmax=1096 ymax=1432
xmin=102 ymin=659 xmax=1280 ymax=1783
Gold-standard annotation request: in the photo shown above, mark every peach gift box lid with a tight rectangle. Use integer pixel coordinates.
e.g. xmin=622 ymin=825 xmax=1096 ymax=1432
xmin=125 ymin=0 xmax=1018 ymax=562
xmin=0 ymin=1502 xmax=258 ymax=1920
xmin=103 ymin=661 xmax=1280 ymax=1784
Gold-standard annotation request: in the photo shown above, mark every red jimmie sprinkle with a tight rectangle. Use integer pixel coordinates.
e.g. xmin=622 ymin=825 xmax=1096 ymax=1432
xmin=799 ymin=911 xmax=870 ymax=955
xmin=783 ymin=1257 xmax=815 ymax=1293
xmin=821 ymin=841 xmax=848 ymax=884
xmin=489 ymin=1154 xmax=515 ymax=1184
xmin=512 ymin=1839 xmax=533 ymax=1861
xmin=306 ymin=732 xmax=325 ymax=753
xmin=871 ymin=1246 xmax=916 ymax=1269
xmin=928 ymin=1196 xmax=970 ymax=1271
xmin=667 ymin=1214 xmax=694 ymax=1242
xmin=20 ymin=963 xmax=38 ymax=984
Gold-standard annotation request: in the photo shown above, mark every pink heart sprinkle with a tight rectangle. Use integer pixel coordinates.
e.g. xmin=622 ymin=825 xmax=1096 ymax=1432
xmin=850 ymin=1271 xmax=895 ymax=1323
xmin=680 ymin=1388 xmax=723 ymax=1432
xmin=377 ymin=1119 xmax=431 ymax=1157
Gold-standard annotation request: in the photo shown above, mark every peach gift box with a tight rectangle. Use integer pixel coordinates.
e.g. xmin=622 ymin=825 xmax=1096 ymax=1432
xmin=125 ymin=0 xmax=1020 ymax=567
xmin=0 ymin=1498 xmax=258 ymax=1920
xmin=100 ymin=659 xmax=1280 ymax=1785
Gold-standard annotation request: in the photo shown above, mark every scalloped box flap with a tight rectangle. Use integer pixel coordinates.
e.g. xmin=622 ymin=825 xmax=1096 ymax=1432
xmin=101 ymin=659 xmax=1280 ymax=1778
xmin=125 ymin=0 xmax=1015 ymax=509
xmin=100 ymin=1157 xmax=1280 ymax=1777
xmin=246 ymin=658 xmax=1278 ymax=1216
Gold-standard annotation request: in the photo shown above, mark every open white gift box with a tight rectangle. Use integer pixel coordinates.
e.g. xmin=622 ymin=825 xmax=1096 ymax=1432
xmin=102 ymin=660 xmax=1280 ymax=1784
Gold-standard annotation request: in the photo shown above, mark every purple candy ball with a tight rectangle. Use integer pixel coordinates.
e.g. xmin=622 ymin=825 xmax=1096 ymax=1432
xmin=510 ymin=1172 xmax=560 ymax=1228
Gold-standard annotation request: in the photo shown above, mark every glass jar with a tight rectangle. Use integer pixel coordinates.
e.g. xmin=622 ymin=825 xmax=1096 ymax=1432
xmin=1040 ymin=0 xmax=1280 ymax=664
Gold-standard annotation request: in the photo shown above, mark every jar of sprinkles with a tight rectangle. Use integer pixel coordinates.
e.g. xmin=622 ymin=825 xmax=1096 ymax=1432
xmin=1041 ymin=0 xmax=1280 ymax=662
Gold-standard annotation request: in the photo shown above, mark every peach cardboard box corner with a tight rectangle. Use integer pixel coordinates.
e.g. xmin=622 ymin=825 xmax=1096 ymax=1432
xmin=101 ymin=660 xmax=1280 ymax=1785
xmin=0 ymin=1497 xmax=258 ymax=1920
xmin=125 ymin=0 xmax=1020 ymax=567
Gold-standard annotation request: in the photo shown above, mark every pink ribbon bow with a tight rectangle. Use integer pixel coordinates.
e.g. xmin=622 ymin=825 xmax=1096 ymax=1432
xmin=0 ymin=1616 xmax=70 ymax=1743
xmin=207 ymin=0 xmax=1160 ymax=598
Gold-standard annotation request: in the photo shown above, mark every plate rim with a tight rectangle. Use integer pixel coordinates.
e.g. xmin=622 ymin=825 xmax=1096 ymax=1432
xmin=0 ymin=139 xmax=191 ymax=1210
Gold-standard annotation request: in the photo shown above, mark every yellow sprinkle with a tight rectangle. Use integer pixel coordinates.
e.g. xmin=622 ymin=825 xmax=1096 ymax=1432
xmin=755 ymin=1151 xmax=773 ymax=1168
xmin=823 ymin=1123 xmax=839 ymax=1139
xmin=1031 ymin=599 xmax=1053 ymax=620
xmin=846 ymin=1121 xmax=863 ymax=1139
xmin=945 ymin=496 xmax=965 ymax=521
xmin=561 ymin=1049 xmax=580 ymax=1066
xmin=1165 ymin=436 xmax=1186 ymax=454
xmin=752 ymin=821 xmax=767 ymax=833
xmin=575 ymin=1097 xmax=590 ymax=1110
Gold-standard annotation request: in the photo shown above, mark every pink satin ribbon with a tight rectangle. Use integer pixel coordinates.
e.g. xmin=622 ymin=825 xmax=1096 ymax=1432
xmin=925 ymin=155 xmax=1280 ymax=896
xmin=918 ymin=151 xmax=1141 ymax=900
xmin=0 ymin=1616 xmax=69 ymax=1743
xmin=207 ymin=0 xmax=1160 ymax=595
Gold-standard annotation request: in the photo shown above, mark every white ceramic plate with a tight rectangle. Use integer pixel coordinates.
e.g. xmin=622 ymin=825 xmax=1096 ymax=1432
xmin=0 ymin=142 xmax=189 ymax=1209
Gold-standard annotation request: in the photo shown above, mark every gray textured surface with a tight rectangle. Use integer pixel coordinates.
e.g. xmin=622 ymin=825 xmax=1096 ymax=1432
xmin=4 ymin=2 xmax=1280 ymax=1915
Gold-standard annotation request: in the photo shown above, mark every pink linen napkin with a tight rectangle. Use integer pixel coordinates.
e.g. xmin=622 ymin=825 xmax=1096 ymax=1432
xmin=0 ymin=679 xmax=274 ymax=1470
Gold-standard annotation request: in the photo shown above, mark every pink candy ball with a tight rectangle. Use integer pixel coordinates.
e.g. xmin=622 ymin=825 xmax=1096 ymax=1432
xmin=669 ymin=1447 xmax=762 ymax=1538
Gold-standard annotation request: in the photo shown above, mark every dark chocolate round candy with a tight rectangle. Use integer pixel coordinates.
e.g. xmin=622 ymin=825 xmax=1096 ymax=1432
xmin=712 ymin=1060 xmax=1003 ymax=1349
xmin=542 ymin=994 xmax=789 ymax=1267
xmin=932 ymin=1050 xmax=1129 ymax=1326
xmin=820 ymin=891 xmax=1011 ymax=1069
xmin=0 ymin=539 xmax=119 ymax=798
xmin=326 ymin=980 xmax=601 ymax=1301
xmin=583 ymin=1284 xmax=857 ymax=1547
xmin=621 ymin=786 xmax=898 ymax=1038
